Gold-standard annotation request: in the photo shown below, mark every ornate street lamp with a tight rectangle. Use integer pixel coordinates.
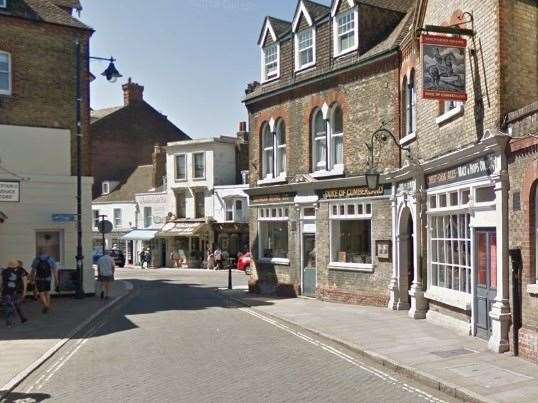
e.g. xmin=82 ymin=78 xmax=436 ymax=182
xmin=364 ymin=124 xmax=410 ymax=191
xmin=74 ymin=40 xmax=122 ymax=299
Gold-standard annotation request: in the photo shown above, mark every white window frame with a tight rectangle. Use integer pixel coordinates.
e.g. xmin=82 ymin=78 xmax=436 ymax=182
xmin=259 ymin=120 xmax=287 ymax=184
xmin=436 ymin=100 xmax=464 ymax=125
xmin=225 ymin=198 xmax=244 ymax=222
xmin=258 ymin=206 xmax=290 ymax=265
xmin=333 ymin=8 xmax=358 ymax=58
xmin=175 ymin=191 xmax=186 ymax=219
xmin=328 ymin=201 xmax=373 ymax=271
xmin=0 ymin=51 xmax=10 ymax=95
xmin=261 ymin=43 xmax=280 ymax=83
xmin=175 ymin=154 xmax=187 ymax=181
xmin=143 ymin=206 xmax=152 ymax=228
xmin=312 ymin=105 xmax=344 ymax=176
xmin=295 ymin=27 xmax=316 ymax=72
xmin=192 ymin=152 xmax=205 ymax=180
xmin=113 ymin=208 xmax=122 ymax=228
xmin=102 ymin=182 xmax=110 ymax=195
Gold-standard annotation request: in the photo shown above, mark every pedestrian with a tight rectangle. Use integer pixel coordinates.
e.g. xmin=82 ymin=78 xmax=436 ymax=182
xmin=17 ymin=259 xmax=36 ymax=301
xmin=139 ymin=249 xmax=146 ymax=269
xmin=206 ymin=248 xmax=215 ymax=270
xmin=96 ymin=252 xmax=115 ymax=300
xmin=2 ymin=259 xmax=28 ymax=326
xmin=214 ymin=247 xmax=223 ymax=270
xmin=145 ymin=248 xmax=152 ymax=269
xmin=31 ymin=249 xmax=58 ymax=314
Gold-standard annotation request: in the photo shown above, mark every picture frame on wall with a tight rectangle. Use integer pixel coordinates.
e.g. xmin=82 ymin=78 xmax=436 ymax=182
xmin=376 ymin=240 xmax=392 ymax=262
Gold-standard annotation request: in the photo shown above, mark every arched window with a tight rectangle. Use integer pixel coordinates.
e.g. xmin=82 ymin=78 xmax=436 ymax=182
xmin=311 ymin=104 xmax=344 ymax=173
xmin=313 ymin=110 xmax=327 ymax=171
xmin=275 ymin=120 xmax=286 ymax=177
xmin=331 ymin=105 xmax=343 ymax=167
xmin=405 ymin=70 xmax=416 ymax=135
xmin=262 ymin=123 xmax=274 ymax=179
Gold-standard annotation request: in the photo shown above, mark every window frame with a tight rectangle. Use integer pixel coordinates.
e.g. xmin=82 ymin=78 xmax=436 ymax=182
xmin=295 ymin=27 xmax=316 ymax=72
xmin=194 ymin=190 xmax=205 ymax=219
xmin=102 ymin=182 xmax=110 ymax=195
xmin=328 ymin=201 xmax=373 ymax=271
xmin=113 ymin=208 xmax=122 ymax=228
xmin=311 ymin=105 xmax=344 ymax=175
xmin=260 ymin=120 xmax=287 ymax=182
xmin=192 ymin=152 xmax=206 ymax=180
xmin=175 ymin=191 xmax=186 ymax=219
xmin=143 ymin=206 xmax=152 ymax=228
xmin=436 ymin=100 xmax=464 ymax=125
xmin=0 ymin=51 xmax=10 ymax=95
xmin=175 ymin=154 xmax=187 ymax=181
xmin=258 ymin=206 xmax=290 ymax=264
xmin=333 ymin=8 xmax=359 ymax=58
xmin=261 ymin=43 xmax=280 ymax=83
xmin=93 ymin=210 xmax=100 ymax=229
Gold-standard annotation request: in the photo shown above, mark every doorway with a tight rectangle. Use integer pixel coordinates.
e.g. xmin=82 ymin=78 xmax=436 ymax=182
xmin=302 ymin=233 xmax=316 ymax=297
xmin=475 ymin=229 xmax=497 ymax=339
xmin=398 ymin=207 xmax=414 ymax=306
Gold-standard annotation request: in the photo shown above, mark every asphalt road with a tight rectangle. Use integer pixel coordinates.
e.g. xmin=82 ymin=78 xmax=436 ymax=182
xmin=6 ymin=269 xmax=457 ymax=403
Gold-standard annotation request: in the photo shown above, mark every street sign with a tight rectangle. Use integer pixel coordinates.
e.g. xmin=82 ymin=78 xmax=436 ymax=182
xmin=52 ymin=213 xmax=76 ymax=223
xmin=97 ymin=220 xmax=113 ymax=234
xmin=0 ymin=181 xmax=20 ymax=202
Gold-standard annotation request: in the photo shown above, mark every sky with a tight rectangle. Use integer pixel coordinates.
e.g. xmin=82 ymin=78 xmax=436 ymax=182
xmin=83 ymin=0 xmax=330 ymax=139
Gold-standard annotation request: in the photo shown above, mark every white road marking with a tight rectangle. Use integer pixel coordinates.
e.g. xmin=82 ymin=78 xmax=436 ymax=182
xmin=240 ymin=307 xmax=448 ymax=403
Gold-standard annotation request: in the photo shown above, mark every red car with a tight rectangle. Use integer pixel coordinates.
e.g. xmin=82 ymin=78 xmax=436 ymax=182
xmin=236 ymin=252 xmax=251 ymax=272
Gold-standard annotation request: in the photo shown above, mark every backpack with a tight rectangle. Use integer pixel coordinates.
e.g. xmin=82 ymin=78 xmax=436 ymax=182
xmin=36 ymin=258 xmax=52 ymax=279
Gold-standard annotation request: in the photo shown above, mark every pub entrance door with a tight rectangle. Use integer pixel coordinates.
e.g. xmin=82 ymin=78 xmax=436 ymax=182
xmin=475 ymin=229 xmax=497 ymax=339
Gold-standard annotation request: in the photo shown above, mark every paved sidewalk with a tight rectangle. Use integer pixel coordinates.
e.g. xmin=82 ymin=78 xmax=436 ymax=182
xmin=0 ymin=281 xmax=131 ymax=394
xmin=220 ymin=289 xmax=538 ymax=403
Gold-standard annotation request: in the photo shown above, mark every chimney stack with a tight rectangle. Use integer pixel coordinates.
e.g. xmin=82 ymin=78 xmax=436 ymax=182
xmin=235 ymin=121 xmax=249 ymax=184
xmin=122 ymin=77 xmax=144 ymax=106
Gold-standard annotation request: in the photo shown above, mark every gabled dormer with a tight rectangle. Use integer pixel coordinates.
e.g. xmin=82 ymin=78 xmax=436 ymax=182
xmin=258 ymin=16 xmax=291 ymax=83
xmin=292 ymin=0 xmax=330 ymax=72
xmin=331 ymin=0 xmax=359 ymax=58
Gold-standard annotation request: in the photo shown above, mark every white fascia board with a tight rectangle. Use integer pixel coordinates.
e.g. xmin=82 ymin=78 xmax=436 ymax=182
xmin=331 ymin=0 xmax=355 ymax=17
xmin=259 ymin=18 xmax=277 ymax=48
xmin=292 ymin=1 xmax=313 ymax=33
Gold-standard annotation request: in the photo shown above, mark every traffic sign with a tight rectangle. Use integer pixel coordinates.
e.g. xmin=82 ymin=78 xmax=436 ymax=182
xmin=97 ymin=220 xmax=113 ymax=234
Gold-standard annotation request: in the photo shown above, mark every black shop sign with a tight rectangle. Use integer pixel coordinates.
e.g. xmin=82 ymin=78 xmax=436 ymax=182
xmin=426 ymin=155 xmax=496 ymax=188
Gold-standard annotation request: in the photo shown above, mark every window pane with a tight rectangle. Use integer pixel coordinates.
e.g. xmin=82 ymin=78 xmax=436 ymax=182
xmin=450 ymin=192 xmax=458 ymax=206
xmin=430 ymin=195 xmax=437 ymax=209
xmin=332 ymin=106 xmax=343 ymax=133
xmin=333 ymin=135 xmax=343 ymax=165
xmin=431 ymin=264 xmax=438 ymax=286
xmin=490 ymin=233 xmax=497 ymax=289
xmin=193 ymin=153 xmax=205 ymax=178
xmin=176 ymin=192 xmax=186 ymax=218
xmin=477 ymin=233 xmax=487 ymax=286
xmin=461 ymin=189 xmax=470 ymax=205
xmin=332 ymin=220 xmax=371 ymax=264
xmin=276 ymin=122 xmax=286 ymax=145
xmin=175 ymin=155 xmax=186 ymax=179
xmin=439 ymin=194 xmax=447 ymax=208
xmin=261 ymin=222 xmax=288 ymax=259
xmin=0 ymin=72 xmax=8 ymax=91
xmin=264 ymin=149 xmax=273 ymax=177
xmin=277 ymin=147 xmax=286 ymax=175
xmin=476 ymin=186 xmax=495 ymax=203
xmin=195 ymin=192 xmax=205 ymax=218
xmin=315 ymin=138 xmax=327 ymax=169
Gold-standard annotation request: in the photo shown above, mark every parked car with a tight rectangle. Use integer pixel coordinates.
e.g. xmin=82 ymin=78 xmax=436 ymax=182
xmin=236 ymin=252 xmax=251 ymax=272
xmin=92 ymin=249 xmax=126 ymax=268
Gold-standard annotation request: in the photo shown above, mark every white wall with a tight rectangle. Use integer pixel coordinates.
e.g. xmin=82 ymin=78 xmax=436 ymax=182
xmin=0 ymin=125 xmax=71 ymax=176
xmin=91 ymin=202 xmax=137 ymax=233
xmin=135 ymin=192 xmax=168 ymax=229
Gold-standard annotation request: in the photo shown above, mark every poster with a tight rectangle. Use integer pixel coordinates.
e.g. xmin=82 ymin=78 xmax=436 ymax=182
xmin=421 ymin=34 xmax=467 ymax=101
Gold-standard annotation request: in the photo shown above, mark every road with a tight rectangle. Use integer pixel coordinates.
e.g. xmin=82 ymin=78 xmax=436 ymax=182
xmin=6 ymin=269 xmax=457 ymax=403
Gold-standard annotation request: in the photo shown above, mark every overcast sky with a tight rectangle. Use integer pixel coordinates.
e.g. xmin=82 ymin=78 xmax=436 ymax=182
xmin=84 ymin=0 xmax=330 ymax=138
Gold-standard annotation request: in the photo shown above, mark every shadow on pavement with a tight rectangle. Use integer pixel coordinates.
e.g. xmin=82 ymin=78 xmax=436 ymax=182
xmin=0 ymin=391 xmax=51 ymax=402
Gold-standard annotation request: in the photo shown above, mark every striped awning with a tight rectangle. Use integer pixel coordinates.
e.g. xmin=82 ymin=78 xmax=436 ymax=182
xmin=159 ymin=222 xmax=207 ymax=237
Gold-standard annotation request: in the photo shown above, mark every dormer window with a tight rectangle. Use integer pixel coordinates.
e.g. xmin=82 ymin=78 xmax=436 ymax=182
xmin=295 ymin=28 xmax=315 ymax=71
xmin=262 ymin=43 xmax=279 ymax=82
xmin=333 ymin=8 xmax=358 ymax=57
xmin=102 ymin=182 xmax=110 ymax=195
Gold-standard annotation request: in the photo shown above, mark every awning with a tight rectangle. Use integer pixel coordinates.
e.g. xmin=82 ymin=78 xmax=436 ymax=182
xmin=159 ymin=222 xmax=207 ymax=237
xmin=0 ymin=211 xmax=7 ymax=223
xmin=122 ymin=230 xmax=158 ymax=241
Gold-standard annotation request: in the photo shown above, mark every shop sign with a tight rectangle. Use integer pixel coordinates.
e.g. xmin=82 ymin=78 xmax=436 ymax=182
xmin=426 ymin=155 xmax=496 ymax=188
xmin=396 ymin=180 xmax=416 ymax=195
xmin=250 ymin=192 xmax=295 ymax=205
xmin=319 ymin=186 xmax=385 ymax=200
xmin=0 ymin=181 xmax=20 ymax=202
xmin=421 ymin=34 xmax=467 ymax=102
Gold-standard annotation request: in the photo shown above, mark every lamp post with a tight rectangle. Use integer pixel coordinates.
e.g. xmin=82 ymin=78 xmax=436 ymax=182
xmin=364 ymin=125 xmax=410 ymax=190
xmin=75 ymin=40 xmax=122 ymax=299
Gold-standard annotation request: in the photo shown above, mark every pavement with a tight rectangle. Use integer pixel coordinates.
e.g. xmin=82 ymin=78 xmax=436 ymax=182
xmin=5 ymin=269 xmax=458 ymax=402
xmin=218 ymin=288 xmax=538 ymax=403
xmin=0 ymin=280 xmax=131 ymax=397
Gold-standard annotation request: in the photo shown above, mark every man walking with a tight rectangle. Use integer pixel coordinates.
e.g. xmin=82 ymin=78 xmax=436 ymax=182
xmin=214 ymin=247 xmax=223 ymax=271
xmin=2 ymin=259 xmax=28 ymax=326
xmin=97 ymin=252 xmax=115 ymax=300
xmin=31 ymin=250 xmax=58 ymax=314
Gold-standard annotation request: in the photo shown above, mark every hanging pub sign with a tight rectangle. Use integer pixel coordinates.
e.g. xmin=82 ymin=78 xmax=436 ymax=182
xmin=421 ymin=34 xmax=467 ymax=102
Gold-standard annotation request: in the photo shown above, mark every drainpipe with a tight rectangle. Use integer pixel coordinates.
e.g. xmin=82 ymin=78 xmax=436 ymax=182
xmin=509 ymin=248 xmax=523 ymax=356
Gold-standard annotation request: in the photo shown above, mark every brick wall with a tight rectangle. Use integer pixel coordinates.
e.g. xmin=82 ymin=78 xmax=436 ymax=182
xmin=0 ymin=15 xmax=91 ymax=176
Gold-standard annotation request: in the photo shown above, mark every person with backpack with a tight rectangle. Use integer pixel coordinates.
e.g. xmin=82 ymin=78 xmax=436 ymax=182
xmin=2 ymin=259 xmax=28 ymax=326
xmin=31 ymin=249 xmax=58 ymax=314
xmin=97 ymin=252 xmax=115 ymax=300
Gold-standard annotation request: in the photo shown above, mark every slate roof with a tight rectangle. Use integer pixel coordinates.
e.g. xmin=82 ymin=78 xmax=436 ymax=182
xmin=22 ymin=0 xmax=91 ymax=30
xmin=50 ymin=0 xmax=82 ymax=10
xmin=90 ymin=106 xmax=123 ymax=123
xmin=302 ymin=0 xmax=330 ymax=21
xmin=356 ymin=0 xmax=414 ymax=14
xmin=93 ymin=165 xmax=154 ymax=203
xmin=258 ymin=16 xmax=292 ymax=44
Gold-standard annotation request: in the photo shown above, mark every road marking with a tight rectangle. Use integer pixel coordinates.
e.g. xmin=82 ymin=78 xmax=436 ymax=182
xmin=240 ymin=307 xmax=448 ymax=403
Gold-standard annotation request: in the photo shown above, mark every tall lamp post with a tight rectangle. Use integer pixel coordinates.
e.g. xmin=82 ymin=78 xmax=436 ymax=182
xmin=364 ymin=125 xmax=410 ymax=190
xmin=75 ymin=40 xmax=122 ymax=299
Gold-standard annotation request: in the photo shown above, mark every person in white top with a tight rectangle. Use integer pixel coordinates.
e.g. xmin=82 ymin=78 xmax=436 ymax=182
xmin=97 ymin=253 xmax=115 ymax=300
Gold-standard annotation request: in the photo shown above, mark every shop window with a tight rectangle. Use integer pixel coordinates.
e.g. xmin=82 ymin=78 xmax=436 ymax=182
xmin=461 ymin=189 xmax=470 ymax=205
xmin=429 ymin=213 xmax=471 ymax=293
xmin=260 ymin=221 xmax=288 ymax=259
xmin=439 ymin=194 xmax=447 ymax=208
xmin=36 ymin=231 xmax=62 ymax=266
xmin=449 ymin=192 xmax=459 ymax=206
xmin=475 ymin=186 xmax=495 ymax=203
xmin=194 ymin=191 xmax=205 ymax=218
xmin=429 ymin=195 xmax=437 ymax=209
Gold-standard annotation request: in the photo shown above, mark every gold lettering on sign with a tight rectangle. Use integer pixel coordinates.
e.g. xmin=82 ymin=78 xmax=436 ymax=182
xmin=322 ymin=186 xmax=384 ymax=200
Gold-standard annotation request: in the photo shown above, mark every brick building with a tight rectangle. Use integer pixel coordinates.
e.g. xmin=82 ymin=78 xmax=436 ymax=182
xmin=386 ymin=0 xmax=537 ymax=355
xmin=0 ymin=0 xmax=96 ymax=292
xmin=244 ymin=0 xmax=413 ymax=301
xmin=90 ymin=78 xmax=190 ymax=198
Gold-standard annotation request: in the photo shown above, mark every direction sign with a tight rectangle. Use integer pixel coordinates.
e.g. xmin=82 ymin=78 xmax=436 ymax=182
xmin=52 ymin=213 xmax=75 ymax=223
xmin=97 ymin=220 xmax=113 ymax=234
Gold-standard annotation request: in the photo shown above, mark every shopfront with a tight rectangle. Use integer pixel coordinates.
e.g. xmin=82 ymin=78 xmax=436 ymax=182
xmin=159 ymin=221 xmax=210 ymax=268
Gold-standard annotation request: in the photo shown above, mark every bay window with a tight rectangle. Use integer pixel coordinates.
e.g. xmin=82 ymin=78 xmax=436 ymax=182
xmin=0 ymin=51 xmax=10 ymax=95
xmin=262 ymin=43 xmax=279 ymax=82
xmin=259 ymin=207 xmax=289 ymax=261
xmin=261 ymin=120 xmax=286 ymax=181
xmin=295 ymin=28 xmax=315 ymax=70
xmin=312 ymin=105 xmax=344 ymax=174
xmin=330 ymin=202 xmax=373 ymax=269
xmin=225 ymin=198 xmax=245 ymax=222
xmin=334 ymin=9 xmax=358 ymax=57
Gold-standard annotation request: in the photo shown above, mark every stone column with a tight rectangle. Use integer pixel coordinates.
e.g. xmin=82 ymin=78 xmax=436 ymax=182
xmin=409 ymin=189 xmax=427 ymax=319
xmin=489 ymin=171 xmax=511 ymax=353
xmin=388 ymin=187 xmax=400 ymax=310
